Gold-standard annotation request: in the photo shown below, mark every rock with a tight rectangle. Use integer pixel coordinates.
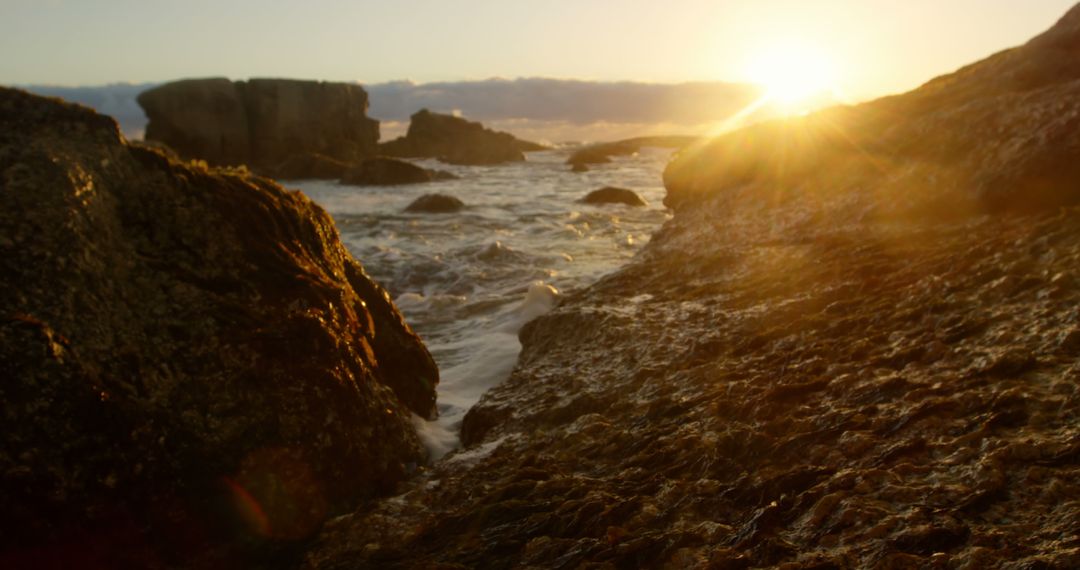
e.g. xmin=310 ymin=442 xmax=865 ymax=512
xmin=340 ymin=157 xmax=458 ymax=186
xmin=138 ymin=78 xmax=380 ymax=172
xmin=273 ymin=153 xmax=353 ymax=180
xmin=567 ymin=135 xmax=698 ymax=166
xmin=380 ymin=109 xmax=546 ymax=165
xmin=580 ymin=186 xmax=648 ymax=207
xmin=404 ymin=194 xmax=466 ymax=213
xmin=0 ymin=87 xmax=437 ymax=566
xmin=305 ymin=6 xmax=1080 ymax=570
xmin=570 ymin=162 xmax=590 ymax=173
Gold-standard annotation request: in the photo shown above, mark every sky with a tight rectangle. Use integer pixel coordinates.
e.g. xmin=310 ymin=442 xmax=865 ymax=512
xmin=1 ymin=0 xmax=1074 ymax=101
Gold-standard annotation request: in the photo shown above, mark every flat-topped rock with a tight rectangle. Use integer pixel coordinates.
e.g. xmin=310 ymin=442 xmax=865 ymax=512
xmin=138 ymin=78 xmax=380 ymax=172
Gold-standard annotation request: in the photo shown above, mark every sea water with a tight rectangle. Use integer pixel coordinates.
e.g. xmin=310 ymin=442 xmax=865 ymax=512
xmin=294 ymin=147 xmax=673 ymax=459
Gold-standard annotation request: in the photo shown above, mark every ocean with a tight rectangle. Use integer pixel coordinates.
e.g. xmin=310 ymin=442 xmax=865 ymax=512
xmin=295 ymin=147 xmax=674 ymax=459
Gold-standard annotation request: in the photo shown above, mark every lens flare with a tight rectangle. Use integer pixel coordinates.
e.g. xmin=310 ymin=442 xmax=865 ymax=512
xmin=744 ymin=41 xmax=838 ymax=112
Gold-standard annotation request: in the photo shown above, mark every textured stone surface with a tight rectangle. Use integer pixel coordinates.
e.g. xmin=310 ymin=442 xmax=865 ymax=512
xmin=306 ymin=6 xmax=1080 ymax=569
xmin=380 ymin=109 xmax=546 ymax=165
xmin=138 ymin=78 xmax=380 ymax=172
xmin=0 ymin=87 xmax=436 ymax=568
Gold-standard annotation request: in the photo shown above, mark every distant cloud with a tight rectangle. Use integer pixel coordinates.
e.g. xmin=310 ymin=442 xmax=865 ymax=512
xmin=365 ymin=77 xmax=762 ymax=126
xmin=16 ymin=78 xmax=765 ymax=143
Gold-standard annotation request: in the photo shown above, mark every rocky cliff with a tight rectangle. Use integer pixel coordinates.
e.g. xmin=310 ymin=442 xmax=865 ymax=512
xmin=137 ymin=78 xmax=380 ymax=173
xmin=306 ymin=6 xmax=1080 ymax=569
xmin=380 ymin=109 xmax=546 ymax=165
xmin=0 ymin=87 xmax=436 ymax=568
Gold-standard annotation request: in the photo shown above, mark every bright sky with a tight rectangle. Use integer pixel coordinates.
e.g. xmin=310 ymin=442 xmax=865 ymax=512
xmin=1 ymin=0 xmax=1074 ymax=99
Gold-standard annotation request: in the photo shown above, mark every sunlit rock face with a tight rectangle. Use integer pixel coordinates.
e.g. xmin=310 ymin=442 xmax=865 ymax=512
xmin=306 ymin=6 xmax=1080 ymax=569
xmin=138 ymin=78 xmax=380 ymax=173
xmin=0 ymin=88 xmax=436 ymax=567
xmin=380 ymin=108 xmax=547 ymax=165
xmin=664 ymin=3 xmax=1080 ymax=216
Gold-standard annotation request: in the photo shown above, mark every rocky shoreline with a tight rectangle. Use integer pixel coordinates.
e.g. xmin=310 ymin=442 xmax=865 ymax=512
xmin=305 ymin=7 xmax=1080 ymax=569
xmin=4 ymin=5 xmax=1080 ymax=569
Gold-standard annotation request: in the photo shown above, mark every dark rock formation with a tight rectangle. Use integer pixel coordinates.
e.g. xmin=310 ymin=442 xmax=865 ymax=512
xmin=567 ymin=135 xmax=698 ymax=166
xmin=570 ymin=162 xmax=589 ymax=173
xmin=305 ymin=6 xmax=1080 ymax=570
xmin=340 ymin=157 xmax=458 ymax=186
xmin=380 ymin=109 xmax=546 ymax=165
xmin=272 ymin=153 xmax=352 ymax=180
xmin=579 ymin=186 xmax=648 ymax=207
xmin=404 ymin=194 xmax=466 ymax=213
xmin=138 ymin=78 xmax=380 ymax=173
xmin=0 ymin=88 xmax=437 ymax=567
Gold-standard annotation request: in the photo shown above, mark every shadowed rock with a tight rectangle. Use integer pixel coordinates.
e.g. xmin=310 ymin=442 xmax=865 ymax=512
xmin=340 ymin=157 xmax=459 ymax=186
xmin=381 ymin=109 xmax=546 ymax=165
xmin=571 ymin=162 xmax=589 ymax=173
xmin=138 ymin=78 xmax=380 ymax=173
xmin=404 ymin=194 xmax=466 ymax=213
xmin=0 ymin=87 xmax=436 ymax=567
xmin=580 ymin=186 xmax=648 ymax=207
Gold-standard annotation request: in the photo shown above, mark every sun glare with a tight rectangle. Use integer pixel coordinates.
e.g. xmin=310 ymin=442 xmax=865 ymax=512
xmin=744 ymin=41 xmax=838 ymax=111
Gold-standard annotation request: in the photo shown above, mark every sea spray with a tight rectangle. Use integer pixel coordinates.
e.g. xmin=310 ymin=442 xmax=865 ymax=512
xmin=295 ymin=148 xmax=674 ymax=458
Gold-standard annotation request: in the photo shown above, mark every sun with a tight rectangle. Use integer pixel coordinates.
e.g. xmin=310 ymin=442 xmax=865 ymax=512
xmin=744 ymin=41 xmax=838 ymax=111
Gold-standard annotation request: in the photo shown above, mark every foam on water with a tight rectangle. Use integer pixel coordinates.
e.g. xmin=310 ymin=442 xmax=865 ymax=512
xmin=294 ymin=148 xmax=673 ymax=460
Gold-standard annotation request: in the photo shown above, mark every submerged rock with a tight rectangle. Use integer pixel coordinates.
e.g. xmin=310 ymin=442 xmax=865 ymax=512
xmin=570 ymin=162 xmax=589 ymax=173
xmin=404 ymin=194 xmax=466 ymax=213
xmin=138 ymin=78 xmax=380 ymax=172
xmin=380 ymin=108 xmax=546 ymax=165
xmin=580 ymin=186 xmax=647 ymax=207
xmin=341 ymin=157 xmax=457 ymax=186
xmin=0 ymin=88 xmax=437 ymax=567
xmin=306 ymin=6 xmax=1080 ymax=570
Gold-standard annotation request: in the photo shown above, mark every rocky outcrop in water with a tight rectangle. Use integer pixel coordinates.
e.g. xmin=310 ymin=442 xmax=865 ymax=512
xmin=404 ymin=194 xmax=466 ymax=214
xmin=0 ymin=88 xmax=436 ymax=568
xmin=138 ymin=78 xmax=380 ymax=173
xmin=568 ymin=135 xmax=699 ymax=167
xmin=306 ymin=6 xmax=1080 ymax=569
xmin=380 ymin=109 xmax=546 ymax=165
xmin=580 ymin=186 xmax=647 ymax=207
xmin=271 ymin=153 xmax=353 ymax=180
xmin=340 ymin=157 xmax=458 ymax=186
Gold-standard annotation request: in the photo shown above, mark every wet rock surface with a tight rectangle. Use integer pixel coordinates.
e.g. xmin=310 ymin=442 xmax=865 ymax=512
xmin=138 ymin=78 xmax=380 ymax=172
xmin=306 ymin=8 xmax=1080 ymax=570
xmin=340 ymin=157 xmax=458 ymax=186
xmin=404 ymin=194 xmax=466 ymax=214
xmin=580 ymin=186 xmax=648 ymax=207
xmin=380 ymin=109 xmax=546 ymax=165
xmin=0 ymin=88 xmax=437 ymax=568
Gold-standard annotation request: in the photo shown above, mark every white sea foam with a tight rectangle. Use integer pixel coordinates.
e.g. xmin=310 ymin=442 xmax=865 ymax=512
xmin=294 ymin=148 xmax=674 ymax=460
